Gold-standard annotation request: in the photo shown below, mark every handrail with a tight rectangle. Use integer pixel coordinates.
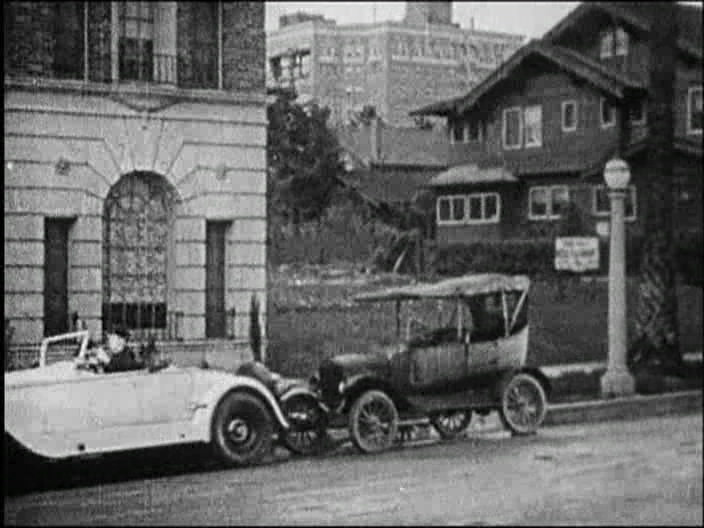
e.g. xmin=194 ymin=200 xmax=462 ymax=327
xmin=39 ymin=331 xmax=90 ymax=367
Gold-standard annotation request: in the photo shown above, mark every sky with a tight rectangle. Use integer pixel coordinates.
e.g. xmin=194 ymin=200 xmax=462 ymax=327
xmin=265 ymin=2 xmax=581 ymax=39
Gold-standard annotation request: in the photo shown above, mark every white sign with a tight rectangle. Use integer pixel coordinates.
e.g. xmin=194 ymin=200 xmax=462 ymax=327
xmin=555 ymin=237 xmax=600 ymax=272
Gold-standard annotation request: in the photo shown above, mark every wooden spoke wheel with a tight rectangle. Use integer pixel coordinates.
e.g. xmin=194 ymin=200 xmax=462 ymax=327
xmin=349 ymin=390 xmax=399 ymax=454
xmin=499 ymin=373 xmax=547 ymax=435
xmin=431 ymin=410 xmax=473 ymax=440
xmin=280 ymin=393 xmax=329 ymax=456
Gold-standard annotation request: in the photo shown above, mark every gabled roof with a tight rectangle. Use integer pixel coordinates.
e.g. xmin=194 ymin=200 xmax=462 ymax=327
xmin=411 ymin=39 xmax=646 ymax=117
xmin=543 ymin=2 xmax=702 ymax=60
xmin=336 ymin=123 xmax=448 ymax=168
xmin=426 ymin=164 xmax=517 ymax=187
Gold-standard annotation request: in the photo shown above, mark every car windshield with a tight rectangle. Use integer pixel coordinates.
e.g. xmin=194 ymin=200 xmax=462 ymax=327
xmin=403 ymin=289 xmax=528 ymax=345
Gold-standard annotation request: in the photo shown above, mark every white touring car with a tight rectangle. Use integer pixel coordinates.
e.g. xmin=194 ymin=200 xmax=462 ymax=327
xmin=5 ymin=331 xmax=327 ymax=467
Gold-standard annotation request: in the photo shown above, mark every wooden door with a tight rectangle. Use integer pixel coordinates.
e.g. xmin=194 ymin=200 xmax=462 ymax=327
xmin=44 ymin=219 xmax=71 ymax=336
xmin=205 ymin=221 xmax=227 ymax=338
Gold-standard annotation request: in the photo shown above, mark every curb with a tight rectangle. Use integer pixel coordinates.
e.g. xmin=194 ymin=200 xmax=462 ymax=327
xmin=544 ymin=389 xmax=703 ymax=427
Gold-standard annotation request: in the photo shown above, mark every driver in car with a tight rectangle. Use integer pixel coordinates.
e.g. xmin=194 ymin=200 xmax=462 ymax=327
xmin=101 ymin=327 xmax=144 ymax=373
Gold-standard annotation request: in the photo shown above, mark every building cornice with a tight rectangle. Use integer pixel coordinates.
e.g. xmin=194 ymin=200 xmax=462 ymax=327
xmin=4 ymin=77 xmax=268 ymax=109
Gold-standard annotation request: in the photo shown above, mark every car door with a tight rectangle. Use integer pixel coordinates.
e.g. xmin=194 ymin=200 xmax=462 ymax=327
xmin=409 ymin=340 xmax=466 ymax=391
xmin=35 ymin=371 xmax=142 ymax=454
xmin=131 ymin=367 xmax=196 ymax=424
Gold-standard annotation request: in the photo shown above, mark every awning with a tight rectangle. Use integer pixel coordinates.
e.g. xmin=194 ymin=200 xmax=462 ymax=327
xmin=426 ymin=164 xmax=517 ymax=187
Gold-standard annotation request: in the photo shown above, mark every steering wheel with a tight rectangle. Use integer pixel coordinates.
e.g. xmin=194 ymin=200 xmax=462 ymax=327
xmin=75 ymin=352 xmax=106 ymax=374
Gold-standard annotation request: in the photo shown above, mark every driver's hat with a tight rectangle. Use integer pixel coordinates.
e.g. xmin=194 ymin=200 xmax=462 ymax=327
xmin=111 ymin=326 xmax=130 ymax=340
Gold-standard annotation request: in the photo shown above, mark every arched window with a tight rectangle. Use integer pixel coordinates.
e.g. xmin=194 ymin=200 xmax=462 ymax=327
xmin=103 ymin=172 xmax=177 ymax=340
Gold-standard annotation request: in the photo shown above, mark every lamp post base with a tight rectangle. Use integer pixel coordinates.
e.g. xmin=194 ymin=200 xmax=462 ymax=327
xmin=601 ymin=368 xmax=636 ymax=398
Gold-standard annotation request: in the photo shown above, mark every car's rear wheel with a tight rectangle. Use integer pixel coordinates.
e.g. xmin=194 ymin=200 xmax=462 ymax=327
xmin=280 ymin=393 xmax=329 ymax=456
xmin=431 ymin=410 xmax=472 ymax=439
xmin=349 ymin=390 xmax=399 ymax=454
xmin=211 ymin=392 xmax=274 ymax=467
xmin=498 ymin=373 xmax=547 ymax=435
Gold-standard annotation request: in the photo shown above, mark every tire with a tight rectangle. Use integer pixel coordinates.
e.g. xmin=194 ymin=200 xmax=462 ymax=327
xmin=498 ymin=373 xmax=547 ymax=436
xmin=348 ymin=390 xmax=399 ymax=454
xmin=211 ymin=392 xmax=274 ymax=467
xmin=431 ymin=410 xmax=473 ymax=440
xmin=280 ymin=393 xmax=330 ymax=456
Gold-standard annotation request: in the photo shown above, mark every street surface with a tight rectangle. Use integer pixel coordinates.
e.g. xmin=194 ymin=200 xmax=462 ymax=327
xmin=5 ymin=413 xmax=702 ymax=526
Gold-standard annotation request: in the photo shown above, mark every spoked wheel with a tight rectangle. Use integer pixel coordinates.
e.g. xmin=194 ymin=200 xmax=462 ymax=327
xmin=349 ymin=390 xmax=399 ymax=454
xmin=211 ymin=392 xmax=274 ymax=467
xmin=431 ymin=410 xmax=473 ymax=440
xmin=280 ymin=393 xmax=329 ymax=456
xmin=499 ymin=373 xmax=547 ymax=435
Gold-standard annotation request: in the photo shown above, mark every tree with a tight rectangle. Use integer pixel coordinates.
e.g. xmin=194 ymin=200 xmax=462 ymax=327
xmin=629 ymin=3 xmax=681 ymax=374
xmin=267 ymin=88 xmax=345 ymax=225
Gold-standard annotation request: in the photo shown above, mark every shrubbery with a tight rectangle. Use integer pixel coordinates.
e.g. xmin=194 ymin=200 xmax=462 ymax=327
xmin=431 ymin=231 xmax=701 ymax=282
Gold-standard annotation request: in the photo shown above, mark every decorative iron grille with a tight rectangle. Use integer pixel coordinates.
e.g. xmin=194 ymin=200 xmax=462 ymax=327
xmin=103 ymin=172 xmax=177 ymax=341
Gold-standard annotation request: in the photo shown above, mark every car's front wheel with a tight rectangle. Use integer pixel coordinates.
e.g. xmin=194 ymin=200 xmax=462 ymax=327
xmin=349 ymin=390 xmax=399 ymax=454
xmin=498 ymin=373 xmax=547 ymax=435
xmin=211 ymin=392 xmax=274 ymax=467
xmin=280 ymin=393 xmax=330 ymax=456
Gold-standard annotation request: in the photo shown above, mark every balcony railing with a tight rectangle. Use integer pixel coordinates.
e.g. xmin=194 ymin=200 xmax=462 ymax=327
xmin=153 ymin=53 xmax=177 ymax=84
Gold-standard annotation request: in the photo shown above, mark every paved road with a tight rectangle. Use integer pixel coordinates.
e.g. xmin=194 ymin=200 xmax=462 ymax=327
xmin=5 ymin=413 xmax=702 ymax=525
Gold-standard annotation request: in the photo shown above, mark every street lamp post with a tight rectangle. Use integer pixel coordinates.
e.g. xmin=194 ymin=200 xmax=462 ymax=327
xmin=601 ymin=158 xmax=636 ymax=398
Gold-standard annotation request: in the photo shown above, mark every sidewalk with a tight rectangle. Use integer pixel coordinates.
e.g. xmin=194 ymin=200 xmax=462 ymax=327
xmin=540 ymin=350 xmax=702 ymax=378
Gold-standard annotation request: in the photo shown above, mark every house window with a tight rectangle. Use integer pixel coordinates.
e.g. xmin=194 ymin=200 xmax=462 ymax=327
xmin=601 ymin=97 xmax=616 ymax=128
xmin=615 ymin=27 xmax=629 ymax=56
xmin=687 ymin=86 xmax=702 ymax=135
xmin=467 ymin=192 xmax=500 ymax=223
xmin=600 ymin=30 xmax=614 ymax=59
xmin=524 ymin=105 xmax=542 ymax=147
xmin=529 ymin=186 xmax=569 ymax=220
xmin=629 ymin=99 xmax=646 ymax=125
xmin=53 ymin=2 xmax=85 ymax=80
xmin=593 ymin=185 xmax=637 ymax=220
xmin=502 ymin=107 xmax=522 ymax=149
xmin=118 ymin=1 xmax=154 ymax=82
xmin=562 ymin=100 xmax=577 ymax=132
xmin=437 ymin=195 xmax=466 ymax=224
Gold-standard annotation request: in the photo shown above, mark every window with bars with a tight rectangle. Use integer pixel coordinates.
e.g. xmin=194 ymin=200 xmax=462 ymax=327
xmin=118 ymin=1 xmax=154 ymax=82
xmin=103 ymin=172 xmax=177 ymax=340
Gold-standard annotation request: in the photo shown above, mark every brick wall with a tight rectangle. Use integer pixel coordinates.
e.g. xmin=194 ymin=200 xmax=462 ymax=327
xmin=4 ymin=2 xmax=54 ymax=78
xmin=222 ymin=1 xmax=265 ymax=92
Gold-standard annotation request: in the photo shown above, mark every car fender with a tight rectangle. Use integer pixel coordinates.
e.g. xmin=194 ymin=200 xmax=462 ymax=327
xmin=340 ymin=373 xmax=398 ymax=413
xmin=496 ymin=367 xmax=552 ymax=400
xmin=190 ymin=374 xmax=290 ymax=441
xmin=279 ymin=386 xmax=329 ymax=413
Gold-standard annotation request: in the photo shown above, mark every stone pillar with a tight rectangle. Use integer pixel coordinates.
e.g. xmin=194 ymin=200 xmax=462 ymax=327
xmin=601 ymin=187 xmax=635 ymax=398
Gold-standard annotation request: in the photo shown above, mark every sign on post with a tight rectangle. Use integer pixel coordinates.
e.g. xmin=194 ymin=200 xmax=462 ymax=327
xmin=555 ymin=237 xmax=600 ymax=272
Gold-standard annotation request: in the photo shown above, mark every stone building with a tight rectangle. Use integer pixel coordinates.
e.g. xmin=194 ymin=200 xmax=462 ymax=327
xmin=266 ymin=2 xmax=524 ymax=126
xmin=4 ymin=2 xmax=268 ymax=368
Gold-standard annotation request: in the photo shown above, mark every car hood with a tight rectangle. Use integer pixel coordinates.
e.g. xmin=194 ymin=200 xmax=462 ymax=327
xmin=326 ymin=352 xmax=391 ymax=378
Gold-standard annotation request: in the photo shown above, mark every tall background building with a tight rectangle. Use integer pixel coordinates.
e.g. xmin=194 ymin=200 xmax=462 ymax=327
xmin=266 ymin=2 xmax=525 ymax=126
